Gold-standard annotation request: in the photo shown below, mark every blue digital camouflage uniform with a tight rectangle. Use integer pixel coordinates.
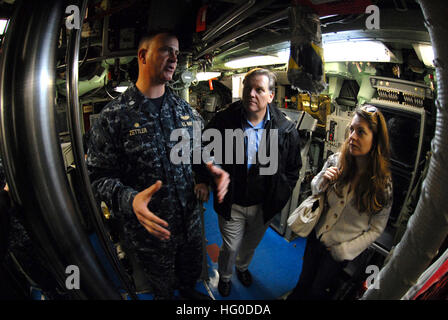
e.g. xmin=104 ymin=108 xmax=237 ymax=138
xmin=87 ymin=83 xmax=204 ymax=299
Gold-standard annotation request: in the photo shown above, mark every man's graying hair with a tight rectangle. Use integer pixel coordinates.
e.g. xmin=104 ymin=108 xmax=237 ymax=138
xmin=243 ymin=68 xmax=277 ymax=93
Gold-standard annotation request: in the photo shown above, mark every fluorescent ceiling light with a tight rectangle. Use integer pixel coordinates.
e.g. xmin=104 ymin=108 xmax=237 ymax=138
xmin=196 ymin=72 xmax=221 ymax=81
xmin=225 ymin=50 xmax=289 ymax=69
xmin=0 ymin=19 xmax=8 ymax=35
xmin=323 ymin=40 xmax=396 ymax=62
xmin=413 ymin=43 xmax=434 ymax=67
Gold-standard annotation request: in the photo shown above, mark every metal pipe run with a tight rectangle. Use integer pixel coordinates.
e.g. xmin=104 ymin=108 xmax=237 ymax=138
xmin=201 ymin=0 xmax=256 ymax=43
xmin=0 ymin=0 xmax=121 ymax=299
xmin=195 ymin=8 xmax=288 ymax=60
xmin=362 ymin=0 xmax=448 ymax=300
xmin=65 ymin=0 xmax=137 ymax=299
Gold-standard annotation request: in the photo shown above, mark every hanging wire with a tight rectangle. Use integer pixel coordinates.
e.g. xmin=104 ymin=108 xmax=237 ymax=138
xmin=104 ymin=85 xmax=118 ymax=99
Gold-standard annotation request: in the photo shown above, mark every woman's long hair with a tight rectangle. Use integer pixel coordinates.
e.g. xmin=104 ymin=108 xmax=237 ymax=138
xmin=333 ymin=105 xmax=392 ymax=214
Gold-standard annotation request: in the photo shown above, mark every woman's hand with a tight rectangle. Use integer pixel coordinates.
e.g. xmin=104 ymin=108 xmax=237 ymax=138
xmin=323 ymin=166 xmax=340 ymax=183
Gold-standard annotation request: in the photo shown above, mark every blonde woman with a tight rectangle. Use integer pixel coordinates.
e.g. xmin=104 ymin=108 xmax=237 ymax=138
xmin=288 ymin=105 xmax=393 ymax=300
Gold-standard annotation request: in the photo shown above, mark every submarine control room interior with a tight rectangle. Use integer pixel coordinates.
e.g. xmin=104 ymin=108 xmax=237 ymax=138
xmin=0 ymin=0 xmax=447 ymax=302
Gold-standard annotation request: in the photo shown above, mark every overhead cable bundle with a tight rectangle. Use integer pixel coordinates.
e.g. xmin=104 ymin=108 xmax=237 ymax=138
xmin=287 ymin=5 xmax=327 ymax=94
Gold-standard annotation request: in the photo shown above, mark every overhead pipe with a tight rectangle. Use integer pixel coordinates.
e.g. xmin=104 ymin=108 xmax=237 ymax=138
xmin=212 ymin=41 xmax=251 ymax=65
xmin=201 ymin=0 xmax=277 ymax=45
xmin=56 ymin=51 xmax=136 ymax=72
xmin=201 ymin=0 xmax=256 ymax=43
xmin=196 ymin=3 xmax=348 ymax=62
xmin=362 ymin=0 xmax=448 ymax=300
xmin=195 ymin=8 xmax=288 ymax=60
xmin=207 ymin=0 xmax=278 ymax=46
xmin=65 ymin=0 xmax=137 ymax=299
xmin=0 ymin=0 xmax=121 ymax=299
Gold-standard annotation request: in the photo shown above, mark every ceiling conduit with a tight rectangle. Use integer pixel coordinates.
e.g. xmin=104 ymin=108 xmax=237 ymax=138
xmin=195 ymin=8 xmax=288 ymax=60
xmin=201 ymin=0 xmax=256 ymax=43
xmin=65 ymin=0 xmax=137 ymax=299
xmin=0 ymin=0 xmax=121 ymax=299
xmin=362 ymin=0 xmax=448 ymax=300
xmin=201 ymin=0 xmax=277 ymax=45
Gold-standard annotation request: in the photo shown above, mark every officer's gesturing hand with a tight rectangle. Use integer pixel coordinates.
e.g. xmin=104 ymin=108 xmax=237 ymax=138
xmin=194 ymin=183 xmax=209 ymax=203
xmin=206 ymin=162 xmax=230 ymax=203
xmin=132 ymin=180 xmax=170 ymax=241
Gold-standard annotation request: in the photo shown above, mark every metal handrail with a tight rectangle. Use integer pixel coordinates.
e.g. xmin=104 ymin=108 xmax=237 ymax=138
xmin=65 ymin=0 xmax=137 ymax=299
xmin=0 ymin=0 xmax=121 ymax=299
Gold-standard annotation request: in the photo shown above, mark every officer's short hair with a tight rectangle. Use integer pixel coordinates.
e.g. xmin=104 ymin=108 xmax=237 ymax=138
xmin=138 ymin=30 xmax=178 ymax=50
xmin=243 ymin=68 xmax=277 ymax=94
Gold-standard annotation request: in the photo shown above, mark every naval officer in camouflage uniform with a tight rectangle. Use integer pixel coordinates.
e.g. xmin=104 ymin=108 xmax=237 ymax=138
xmin=86 ymin=32 xmax=229 ymax=300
